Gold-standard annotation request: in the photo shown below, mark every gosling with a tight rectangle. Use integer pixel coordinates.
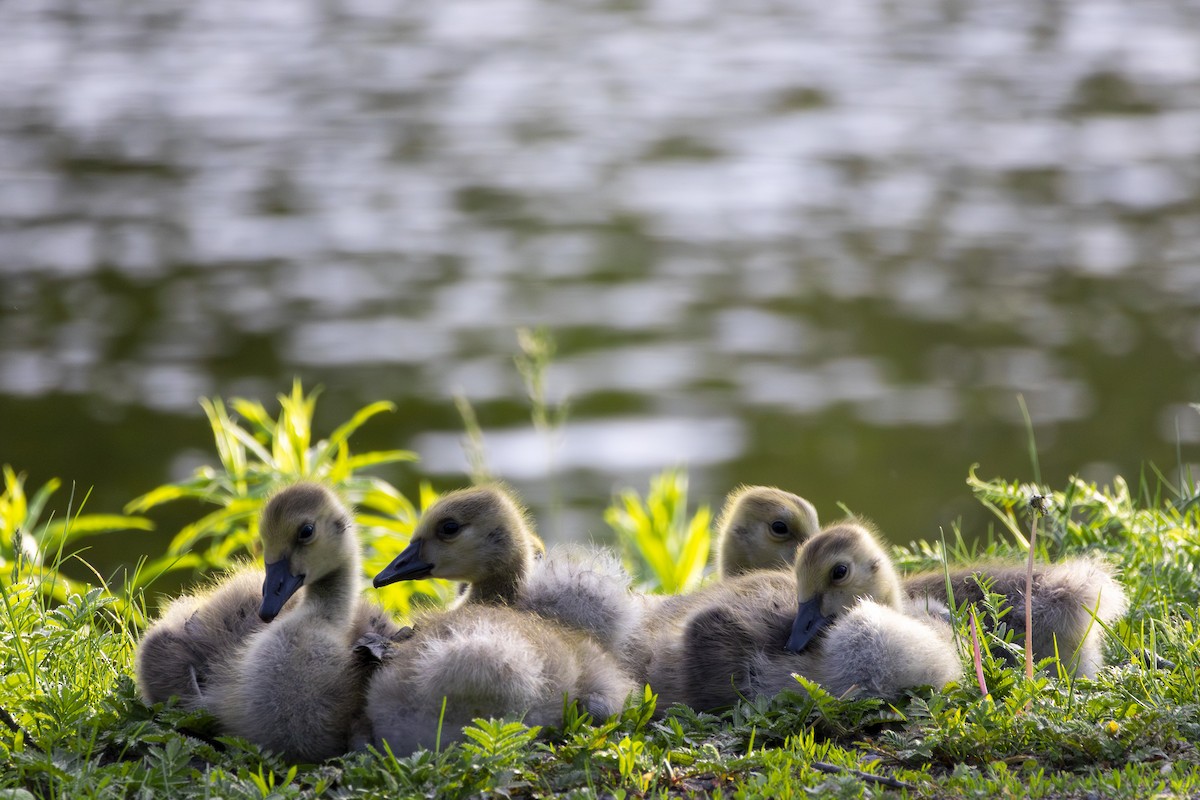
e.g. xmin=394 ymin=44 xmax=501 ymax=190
xmin=373 ymin=485 xmax=640 ymax=652
xmin=636 ymin=521 xmax=960 ymax=710
xmin=715 ymin=485 xmax=820 ymax=578
xmin=206 ymin=483 xmax=387 ymax=762
xmin=136 ymin=529 xmax=407 ymax=709
xmin=762 ymin=521 xmax=960 ymax=698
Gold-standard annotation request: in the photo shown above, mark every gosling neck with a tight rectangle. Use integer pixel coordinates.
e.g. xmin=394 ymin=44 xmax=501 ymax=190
xmin=460 ymin=538 xmax=536 ymax=605
xmin=717 ymin=528 xmax=753 ymax=578
xmin=876 ymin=568 xmax=904 ymax=610
xmin=302 ymin=555 xmax=360 ymax=623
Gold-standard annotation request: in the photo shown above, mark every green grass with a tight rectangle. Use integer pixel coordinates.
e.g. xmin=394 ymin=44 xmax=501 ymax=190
xmin=3 ymin=371 xmax=1200 ymax=798
xmin=0 ymin=467 xmax=151 ymax=619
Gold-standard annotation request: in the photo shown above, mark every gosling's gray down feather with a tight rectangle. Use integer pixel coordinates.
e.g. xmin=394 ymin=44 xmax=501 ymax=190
xmin=746 ymin=598 xmax=960 ymax=700
xmin=365 ymin=603 xmax=635 ymax=755
xmin=520 ymin=544 xmax=642 ymax=653
xmin=136 ymin=566 xmax=291 ymax=708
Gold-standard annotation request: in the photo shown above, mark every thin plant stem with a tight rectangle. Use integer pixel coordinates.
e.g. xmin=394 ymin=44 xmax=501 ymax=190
xmin=435 ymin=694 xmax=448 ymax=756
xmin=453 ymin=393 xmax=492 ymax=485
xmin=1025 ymin=511 xmax=1037 ymax=681
xmin=969 ymin=606 xmax=989 ymax=698
xmin=0 ymin=703 xmax=42 ymax=754
xmin=1017 ymin=394 xmax=1041 ymax=485
xmin=811 ymin=761 xmax=913 ymax=790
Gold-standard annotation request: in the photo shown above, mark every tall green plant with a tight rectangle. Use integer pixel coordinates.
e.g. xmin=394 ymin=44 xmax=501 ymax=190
xmin=126 ymin=380 xmax=455 ymax=614
xmin=450 ymin=327 xmax=569 ymax=488
xmin=605 ymin=469 xmax=711 ymax=594
xmin=514 ymin=326 xmax=569 ymax=437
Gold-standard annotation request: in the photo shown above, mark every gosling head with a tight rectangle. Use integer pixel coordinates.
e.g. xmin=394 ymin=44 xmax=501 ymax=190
xmin=785 ymin=520 xmax=902 ymax=653
xmin=372 ymin=485 xmax=542 ymax=595
xmin=716 ymin=486 xmax=820 ymax=577
xmin=258 ymin=482 xmax=356 ymax=622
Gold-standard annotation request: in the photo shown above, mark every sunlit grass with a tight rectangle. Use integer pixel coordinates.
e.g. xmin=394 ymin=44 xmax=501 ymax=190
xmin=0 ymin=466 xmax=151 ymax=620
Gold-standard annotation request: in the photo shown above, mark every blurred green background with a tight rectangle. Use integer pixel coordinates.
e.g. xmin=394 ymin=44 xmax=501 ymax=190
xmin=2 ymin=0 xmax=1199 ymax=578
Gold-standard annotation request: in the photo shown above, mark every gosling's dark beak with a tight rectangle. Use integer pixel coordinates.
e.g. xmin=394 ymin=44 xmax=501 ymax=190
xmin=260 ymin=558 xmax=305 ymax=622
xmin=373 ymin=540 xmax=434 ymax=587
xmin=786 ymin=595 xmax=830 ymax=653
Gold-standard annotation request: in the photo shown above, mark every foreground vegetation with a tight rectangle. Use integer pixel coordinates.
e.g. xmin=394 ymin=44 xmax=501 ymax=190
xmin=2 ymin=383 xmax=1199 ymax=798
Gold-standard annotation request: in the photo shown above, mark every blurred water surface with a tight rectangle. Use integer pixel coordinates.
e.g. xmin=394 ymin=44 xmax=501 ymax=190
xmin=2 ymin=0 xmax=1200 ymax=577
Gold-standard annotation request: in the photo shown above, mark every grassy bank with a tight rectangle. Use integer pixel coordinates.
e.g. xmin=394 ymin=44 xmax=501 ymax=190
xmin=2 ymin=385 xmax=1198 ymax=798
xmin=3 ymin=468 xmax=1198 ymax=799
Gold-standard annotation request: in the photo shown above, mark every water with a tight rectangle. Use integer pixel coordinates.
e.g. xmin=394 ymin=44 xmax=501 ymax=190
xmin=2 ymin=0 xmax=1200 ymax=582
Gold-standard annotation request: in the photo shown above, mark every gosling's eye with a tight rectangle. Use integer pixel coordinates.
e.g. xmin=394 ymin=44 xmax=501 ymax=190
xmin=769 ymin=520 xmax=789 ymax=536
xmin=438 ymin=519 xmax=461 ymax=538
xmin=297 ymin=523 xmax=316 ymax=543
xmin=830 ymin=563 xmax=849 ymax=582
